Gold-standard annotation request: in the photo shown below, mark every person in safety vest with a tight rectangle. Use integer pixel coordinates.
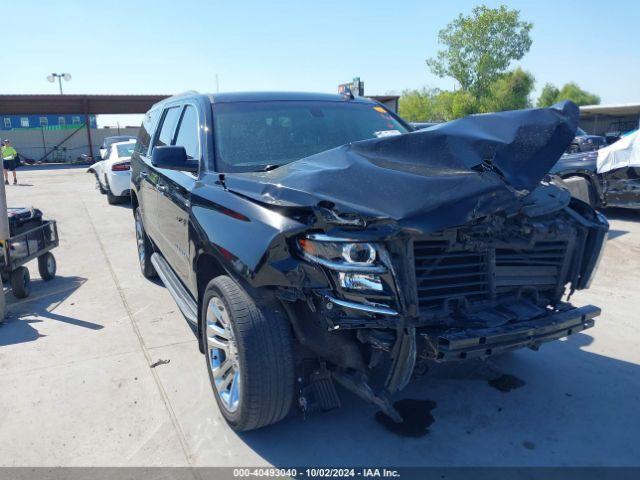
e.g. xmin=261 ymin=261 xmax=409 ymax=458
xmin=2 ymin=139 xmax=19 ymax=185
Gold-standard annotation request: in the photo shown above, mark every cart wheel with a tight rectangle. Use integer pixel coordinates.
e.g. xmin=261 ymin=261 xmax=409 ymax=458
xmin=11 ymin=267 xmax=31 ymax=299
xmin=38 ymin=252 xmax=57 ymax=281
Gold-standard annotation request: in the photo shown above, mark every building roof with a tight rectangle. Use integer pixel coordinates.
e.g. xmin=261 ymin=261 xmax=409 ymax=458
xmin=580 ymin=103 xmax=640 ymax=117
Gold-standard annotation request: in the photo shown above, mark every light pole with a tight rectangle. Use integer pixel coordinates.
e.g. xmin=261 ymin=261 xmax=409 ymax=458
xmin=46 ymin=73 xmax=72 ymax=94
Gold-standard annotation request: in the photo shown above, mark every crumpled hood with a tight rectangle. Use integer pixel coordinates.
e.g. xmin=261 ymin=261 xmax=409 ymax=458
xmin=224 ymin=101 xmax=578 ymax=231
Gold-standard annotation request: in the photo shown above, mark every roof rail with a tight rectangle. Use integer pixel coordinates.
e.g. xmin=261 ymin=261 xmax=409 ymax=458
xmin=151 ymin=90 xmax=199 ymax=108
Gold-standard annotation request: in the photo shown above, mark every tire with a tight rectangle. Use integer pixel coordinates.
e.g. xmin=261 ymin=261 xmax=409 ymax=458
xmin=11 ymin=266 xmax=31 ymax=299
xmin=96 ymin=173 xmax=106 ymax=194
xmin=201 ymin=275 xmax=295 ymax=431
xmin=106 ymin=186 xmax=120 ymax=205
xmin=38 ymin=252 xmax=57 ymax=281
xmin=135 ymin=207 xmax=157 ymax=278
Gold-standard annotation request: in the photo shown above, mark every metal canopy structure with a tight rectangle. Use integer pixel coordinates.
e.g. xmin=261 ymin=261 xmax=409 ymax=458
xmin=0 ymin=94 xmax=170 ymax=158
xmin=0 ymin=94 xmax=169 ymax=115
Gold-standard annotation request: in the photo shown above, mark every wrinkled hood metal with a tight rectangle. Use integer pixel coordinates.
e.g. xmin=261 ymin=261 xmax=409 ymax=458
xmin=223 ymin=101 xmax=579 ymax=232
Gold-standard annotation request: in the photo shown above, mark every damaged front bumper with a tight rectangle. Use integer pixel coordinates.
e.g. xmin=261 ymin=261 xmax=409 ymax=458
xmin=423 ymin=304 xmax=600 ymax=362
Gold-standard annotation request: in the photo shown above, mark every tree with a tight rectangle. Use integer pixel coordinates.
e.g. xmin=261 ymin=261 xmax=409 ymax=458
xmin=556 ymin=82 xmax=601 ymax=106
xmin=398 ymin=88 xmax=438 ymax=122
xmin=427 ymin=5 xmax=533 ymax=96
xmin=433 ymin=90 xmax=479 ymax=121
xmin=536 ymin=82 xmax=600 ymax=107
xmin=481 ymin=68 xmax=535 ymax=112
xmin=536 ymin=83 xmax=560 ymax=107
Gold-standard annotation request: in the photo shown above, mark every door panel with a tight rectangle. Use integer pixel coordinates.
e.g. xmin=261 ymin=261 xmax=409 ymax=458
xmin=149 ymin=106 xmax=183 ymax=262
xmin=156 ymin=170 xmax=195 ymax=283
xmin=154 ymin=104 xmax=202 ymax=285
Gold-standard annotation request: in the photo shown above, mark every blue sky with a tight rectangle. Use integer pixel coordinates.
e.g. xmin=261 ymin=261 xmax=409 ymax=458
xmin=2 ymin=0 xmax=639 ymax=125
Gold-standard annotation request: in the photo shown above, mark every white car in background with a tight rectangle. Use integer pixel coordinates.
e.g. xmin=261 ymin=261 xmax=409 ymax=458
xmin=89 ymin=140 xmax=136 ymax=204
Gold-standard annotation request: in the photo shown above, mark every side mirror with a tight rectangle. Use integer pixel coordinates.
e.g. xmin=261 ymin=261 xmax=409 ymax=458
xmin=151 ymin=146 xmax=198 ymax=172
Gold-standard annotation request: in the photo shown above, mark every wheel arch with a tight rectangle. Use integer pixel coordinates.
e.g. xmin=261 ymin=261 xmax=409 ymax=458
xmin=195 ymin=252 xmax=228 ymax=352
xmin=131 ymin=190 xmax=139 ymax=213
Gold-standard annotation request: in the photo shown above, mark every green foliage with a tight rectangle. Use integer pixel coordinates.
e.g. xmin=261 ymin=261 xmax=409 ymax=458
xmin=536 ymin=83 xmax=560 ymax=107
xmin=433 ymin=90 xmax=479 ymax=121
xmin=398 ymin=88 xmax=439 ymax=122
xmin=556 ymin=82 xmax=601 ymax=106
xmin=400 ymin=68 xmax=535 ymax=122
xmin=481 ymin=68 xmax=535 ymax=112
xmin=427 ymin=5 xmax=533 ymax=95
xmin=536 ymin=82 xmax=601 ymax=107
xmin=399 ymin=89 xmax=479 ymax=122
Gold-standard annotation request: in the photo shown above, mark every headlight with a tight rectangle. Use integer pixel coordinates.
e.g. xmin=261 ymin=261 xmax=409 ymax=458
xmin=297 ymin=234 xmax=386 ymax=273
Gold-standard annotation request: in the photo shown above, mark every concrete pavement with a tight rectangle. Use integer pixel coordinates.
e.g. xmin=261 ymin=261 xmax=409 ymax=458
xmin=0 ymin=166 xmax=639 ymax=467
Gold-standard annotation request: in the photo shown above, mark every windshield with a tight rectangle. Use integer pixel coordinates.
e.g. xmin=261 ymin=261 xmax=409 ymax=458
xmin=213 ymin=101 xmax=409 ymax=172
xmin=116 ymin=143 xmax=135 ymax=158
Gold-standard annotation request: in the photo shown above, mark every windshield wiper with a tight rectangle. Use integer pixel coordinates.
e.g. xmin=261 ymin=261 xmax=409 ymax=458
xmin=254 ymin=164 xmax=282 ymax=172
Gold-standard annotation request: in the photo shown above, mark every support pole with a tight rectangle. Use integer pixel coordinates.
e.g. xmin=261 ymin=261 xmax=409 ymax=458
xmin=83 ymin=97 xmax=93 ymax=160
xmin=0 ymin=178 xmax=9 ymax=322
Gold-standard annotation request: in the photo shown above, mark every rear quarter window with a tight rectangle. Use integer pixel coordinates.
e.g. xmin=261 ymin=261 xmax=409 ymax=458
xmin=135 ymin=109 xmax=161 ymax=156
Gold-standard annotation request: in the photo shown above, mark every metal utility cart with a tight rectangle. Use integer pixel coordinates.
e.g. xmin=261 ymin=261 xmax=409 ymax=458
xmin=1 ymin=220 xmax=59 ymax=298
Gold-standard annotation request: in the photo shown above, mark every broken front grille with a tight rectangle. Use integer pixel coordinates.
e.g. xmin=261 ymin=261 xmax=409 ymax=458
xmin=495 ymin=241 xmax=567 ymax=289
xmin=413 ymin=239 xmax=569 ymax=315
xmin=414 ymin=240 xmax=491 ymax=311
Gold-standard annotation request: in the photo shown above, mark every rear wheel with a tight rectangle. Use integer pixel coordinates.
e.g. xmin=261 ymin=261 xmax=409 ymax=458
xmin=135 ymin=207 xmax=157 ymax=278
xmin=201 ymin=275 xmax=295 ymax=431
xmin=106 ymin=188 xmax=120 ymax=204
xmin=95 ymin=173 xmax=106 ymax=194
xmin=38 ymin=252 xmax=56 ymax=281
xmin=11 ymin=266 xmax=31 ymax=298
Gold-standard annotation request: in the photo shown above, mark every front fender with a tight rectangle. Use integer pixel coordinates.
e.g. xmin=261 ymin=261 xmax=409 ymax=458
xmin=190 ymin=180 xmax=325 ymax=290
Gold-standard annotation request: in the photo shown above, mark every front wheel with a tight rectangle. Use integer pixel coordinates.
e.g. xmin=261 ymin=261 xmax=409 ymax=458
xmin=11 ymin=266 xmax=31 ymax=298
xmin=201 ymin=275 xmax=295 ymax=431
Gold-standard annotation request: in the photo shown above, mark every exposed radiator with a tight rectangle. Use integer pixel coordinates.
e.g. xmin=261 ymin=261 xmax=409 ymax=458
xmin=414 ymin=239 xmax=568 ymax=314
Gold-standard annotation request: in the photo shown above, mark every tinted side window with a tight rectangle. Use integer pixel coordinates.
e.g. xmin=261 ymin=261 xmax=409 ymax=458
xmin=173 ymin=105 xmax=200 ymax=160
xmin=135 ymin=109 xmax=161 ymax=155
xmin=154 ymin=107 xmax=182 ymax=148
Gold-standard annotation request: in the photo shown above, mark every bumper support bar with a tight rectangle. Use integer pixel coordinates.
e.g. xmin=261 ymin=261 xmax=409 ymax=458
xmin=425 ymin=304 xmax=601 ymax=361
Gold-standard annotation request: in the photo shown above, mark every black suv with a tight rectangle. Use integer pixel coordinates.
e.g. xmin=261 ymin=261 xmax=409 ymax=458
xmin=131 ymin=93 xmax=608 ymax=431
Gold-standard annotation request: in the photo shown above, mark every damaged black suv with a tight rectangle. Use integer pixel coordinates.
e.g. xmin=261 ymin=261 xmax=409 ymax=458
xmin=131 ymin=92 xmax=608 ymax=431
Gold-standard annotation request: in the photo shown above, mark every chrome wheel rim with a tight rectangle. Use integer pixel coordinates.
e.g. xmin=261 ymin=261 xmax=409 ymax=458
xmin=206 ymin=296 xmax=241 ymax=413
xmin=135 ymin=213 xmax=145 ymax=266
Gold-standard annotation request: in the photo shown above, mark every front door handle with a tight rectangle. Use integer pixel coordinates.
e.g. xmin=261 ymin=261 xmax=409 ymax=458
xmin=157 ymin=184 xmax=168 ymax=194
xmin=140 ymin=171 xmax=148 ymax=179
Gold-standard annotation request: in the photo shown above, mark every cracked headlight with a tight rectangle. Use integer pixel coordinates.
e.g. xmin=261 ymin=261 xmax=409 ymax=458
xmin=297 ymin=234 xmax=386 ymax=273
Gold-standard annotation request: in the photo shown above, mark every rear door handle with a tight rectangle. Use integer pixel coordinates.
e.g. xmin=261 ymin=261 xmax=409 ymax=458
xmin=157 ymin=184 xmax=167 ymax=194
xmin=140 ymin=171 xmax=148 ymax=179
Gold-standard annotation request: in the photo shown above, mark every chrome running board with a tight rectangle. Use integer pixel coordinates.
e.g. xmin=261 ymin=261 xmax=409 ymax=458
xmin=151 ymin=253 xmax=198 ymax=325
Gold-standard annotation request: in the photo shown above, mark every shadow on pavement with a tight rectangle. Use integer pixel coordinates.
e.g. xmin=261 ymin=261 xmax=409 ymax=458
xmin=0 ymin=275 xmax=96 ymax=348
xmin=234 ymin=332 xmax=639 ymax=466
xmin=607 ymin=229 xmax=628 ymax=240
